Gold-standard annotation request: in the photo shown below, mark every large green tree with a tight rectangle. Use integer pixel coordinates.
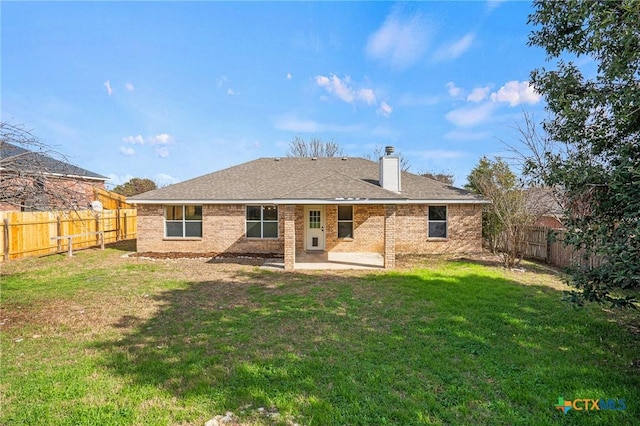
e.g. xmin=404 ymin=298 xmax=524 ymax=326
xmin=112 ymin=178 xmax=157 ymax=197
xmin=528 ymin=1 xmax=639 ymax=307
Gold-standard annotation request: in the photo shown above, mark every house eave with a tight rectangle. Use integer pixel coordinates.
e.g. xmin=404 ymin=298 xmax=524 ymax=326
xmin=0 ymin=167 xmax=109 ymax=182
xmin=128 ymin=197 xmax=490 ymax=205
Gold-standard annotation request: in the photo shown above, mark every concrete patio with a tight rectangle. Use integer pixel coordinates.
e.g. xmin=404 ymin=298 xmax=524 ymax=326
xmin=262 ymin=252 xmax=384 ymax=270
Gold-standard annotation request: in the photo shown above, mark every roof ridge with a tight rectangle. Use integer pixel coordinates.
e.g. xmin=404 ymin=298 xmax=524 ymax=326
xmin=331 ymin=170 xmax=405 ymax=197
xmin=278 ymin=170 xmax=405 ymax=199
xmin=278 ymin=171 xmax=343 ymax=198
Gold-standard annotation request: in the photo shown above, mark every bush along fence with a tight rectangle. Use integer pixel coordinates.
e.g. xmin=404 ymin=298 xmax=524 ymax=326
xmin=520 ymin=226 xmax=605 ymax=269
xmin=0 ymin=208 xmax=136 ymax=261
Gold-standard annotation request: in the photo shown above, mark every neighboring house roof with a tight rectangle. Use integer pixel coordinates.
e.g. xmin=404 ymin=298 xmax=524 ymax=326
xmin=129 ymin=157 xmax=487 ymax=204
xmin=523 ymin=187 xmax=564 ymax=219
xmin=0 ymin=142 xmax=108 ymax=181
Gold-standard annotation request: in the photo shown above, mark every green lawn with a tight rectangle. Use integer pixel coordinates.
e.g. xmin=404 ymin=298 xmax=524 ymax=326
xmin=1 ymin=242 xmax=638 ymax=425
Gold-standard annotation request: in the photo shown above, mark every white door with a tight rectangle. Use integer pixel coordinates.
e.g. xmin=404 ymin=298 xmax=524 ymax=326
xmin=305 ymin=206 xmax=325 ymax=251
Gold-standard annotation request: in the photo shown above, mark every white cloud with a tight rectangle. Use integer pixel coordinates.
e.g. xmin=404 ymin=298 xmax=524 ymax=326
xmin=125 ymin=82 xmax=134 ymax=92
xmin=155 ymin=147 xmax=170 ymax=158
xmin=103 ymin=80 xmax=113 ymax=96
xmin=446 ymin=82 xmax=463 ymax=98
xmin=106 ymin=173 xmax=134 ymax=187
xmin=148 ymin=133 xmax=174 ymax=145
xmin=490 ymin=80 xmax=541 ymax=106
xmin=122 ymin=134 xmax=145 ymax=145
xmin=467 ymin=86 xmax=490 ymax=103
xmin=286 ymin=72 xmax=293 ymax=80
xmin=119 ymin=146 xmax=136 ymax=156
xmin=434 ymin=33 xmax=475 ymax=61
xmin=315 ymin=74 xmax=377 ymax=105
xmin=154 ymin=173 xmax=179 ymax=186
xmin=377 ymin=101 xmax=393 ymax=117
xmin=358 ymin=88 xmax=376 ymax=105
xmin=443 ymin=81 xmax=542 ymax=131
xmin=445 ymin=102 xmax=496 ymax=127
xmin=366 ymin=11 xmax=430 ymax=70
xmin=227 ymin=88 xmax=235 ymax=96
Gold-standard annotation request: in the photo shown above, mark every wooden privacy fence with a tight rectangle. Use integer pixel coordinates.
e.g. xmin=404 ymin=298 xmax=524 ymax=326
xmin=94 ymin=188 xmax=133 ymax=209
xmin=0 ymin=208 xmax=136 ymax=261
xmin=521 ymin=226 xmax=605 ymax=269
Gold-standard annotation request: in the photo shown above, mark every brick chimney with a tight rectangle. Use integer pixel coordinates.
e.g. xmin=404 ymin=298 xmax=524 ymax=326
xmin=379 ymin=146 xmax=401 ymax=193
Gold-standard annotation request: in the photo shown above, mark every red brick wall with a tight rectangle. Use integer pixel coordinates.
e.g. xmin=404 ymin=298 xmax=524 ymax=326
xmin=0 ymin=176 xmax=105 ymax=212
xmin=136 ymin=204 xmax=285 ymax=254
xmin=325 ymin=205 xmax=385 ymax=253
xmin=295 ymin=205 xmax=305 ymax=253
xmin=396 ymin=204 xmax=483 ymax=254
xmin=136 ymin=202 xmax=483 ymax=256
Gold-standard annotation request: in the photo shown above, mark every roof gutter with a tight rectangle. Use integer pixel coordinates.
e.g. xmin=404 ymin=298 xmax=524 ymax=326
xmin=128 ymin=198 xmax=490 ymax=205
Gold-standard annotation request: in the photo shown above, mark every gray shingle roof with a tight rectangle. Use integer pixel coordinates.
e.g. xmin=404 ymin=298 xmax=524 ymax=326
xmin=0 ymin=142 xmax=108 ymax=180
xmin=129 ymin=157 xmax=487 ymax=204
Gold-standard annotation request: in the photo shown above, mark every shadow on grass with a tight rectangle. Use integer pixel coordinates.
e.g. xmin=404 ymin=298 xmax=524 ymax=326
xmin=95 ymin=267 xmax=640 ymax=425
xmin=105 ymin=239 xmax=137 ymax=253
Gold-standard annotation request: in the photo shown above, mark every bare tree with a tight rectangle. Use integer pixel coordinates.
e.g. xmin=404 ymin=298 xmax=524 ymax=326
xmin=466 ymin=156 xmax=550 ymax=268
xmin=363 ymin=145 xmax=411 ymax=171
xmin=286 ymin=136 xmax=344 ymax=158
xmin=0 ymin=122 xmax=100 ymax=211
xmin=504 ymin=111 xmax=569 ymax=221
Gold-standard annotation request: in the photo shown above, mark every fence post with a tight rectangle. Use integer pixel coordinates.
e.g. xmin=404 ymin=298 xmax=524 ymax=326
xmin=123 ymin=212 xmax=128 ymax=240
xmin=95 ymin=215 xmax=100 ymax=247
xmin=116 ymin=208 xmax=121 ymax=241
xmin=56 ymin=215 xmax=62 ymax=252
xmin=3 ymin=218 xmax=9 ymax=261
xmin=68 ymin=236 xmax=73 ymax=257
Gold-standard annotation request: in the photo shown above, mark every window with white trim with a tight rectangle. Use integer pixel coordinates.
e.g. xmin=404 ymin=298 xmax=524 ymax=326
xmin=337 ymin=205 xmax=353 ymax=238
xmin=428 ymin=206 xmax=447 ymax=238
xmin=165 ymin=205 xmax=202 ymax=238
xmin=246 ymin=205 xmax=278 ymax=238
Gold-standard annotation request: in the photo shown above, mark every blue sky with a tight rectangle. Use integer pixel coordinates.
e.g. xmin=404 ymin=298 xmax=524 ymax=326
xmin=2 ymin=1 xmax=549 ymax=188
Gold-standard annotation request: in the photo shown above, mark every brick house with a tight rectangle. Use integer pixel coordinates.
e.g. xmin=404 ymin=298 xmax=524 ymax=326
xmin=0 ymin=142 xmax=108 ymax=212
xmin=524 ymin=187 xmax=565 ymax=229
xmin=129 ymin=150 xmax=488 ymax=269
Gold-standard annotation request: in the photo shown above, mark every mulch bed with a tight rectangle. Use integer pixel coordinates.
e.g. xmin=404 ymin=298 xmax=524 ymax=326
xmin=129 ymin=251 xmax=283 ymax=260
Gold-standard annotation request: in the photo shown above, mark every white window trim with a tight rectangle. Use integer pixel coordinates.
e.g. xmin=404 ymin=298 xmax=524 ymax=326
xmin=246 ymin=205 xmax=279 ymax=239
xmin=164 ymin=205 xmax=203 ymax=238
xmin=428 ymin=205 xmax=448 ymax=239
